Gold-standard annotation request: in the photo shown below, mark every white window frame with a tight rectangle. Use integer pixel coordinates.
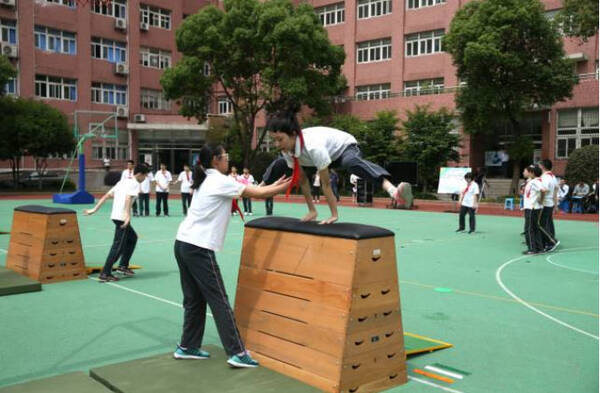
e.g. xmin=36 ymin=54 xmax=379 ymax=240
xmin=357 ymin=38 xmax=392 ymax=64
xmin=91 ymin=37 xmax=127 ymax=63
xmin=405 ymin=29 xmax=444 ymax=57
xmin=355 ymin=83 xmax=391 ymax=101
xmin=92 ymin=0 xmax=127 ymax=19
xmin=140 ymin=47 xmax=171 ymax=69
xmin=316 ymin=3 xmax=345 ymax=26
xmin=35 ymin=26 xmax=77 ymax=55
xmin=357 ymin=0 xmax=392 ymax=20
xmin=91 ymin=82 xmax=128 ymax=105
xmin=4 ymin=76 xmax=17 ymax=95
xmin=141 ymin=89 xmax=171 ymax=110
xmin=1 ymin=19 xmax=17 ymax=45
xmin=556 ymin=108 xmax=599 ymax=159
xmin=140 ymin=4 xmax=171 ymax=30
xmin=218 ymin=97 xmax=233 ymax=114
xmin=35 ymin=75 xmax=77 ymax=101
xmin=406 ymin=0 xmax=446 ymax=10
xmin=43 ymin=0 xmax=75 ymax=7
xmin=403 ymin=78 xmax=444 ymax=96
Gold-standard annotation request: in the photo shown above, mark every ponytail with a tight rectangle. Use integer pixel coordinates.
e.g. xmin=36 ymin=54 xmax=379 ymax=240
xmin=190 ymin=144 xmax=225 ymax=190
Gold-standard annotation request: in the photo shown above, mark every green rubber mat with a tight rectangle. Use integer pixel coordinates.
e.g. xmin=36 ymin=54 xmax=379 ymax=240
xmin=404 ymin=332 xmax=453 ymax=356
xmin=90 ymin=345 xmax=320 ymax=393
xmin=0 ymin=266 xmax=41 ymax=296
xmin=0 ymin=372 xmax=111 ymax=393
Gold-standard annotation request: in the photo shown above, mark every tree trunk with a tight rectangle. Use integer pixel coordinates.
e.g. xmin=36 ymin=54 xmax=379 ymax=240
xmin=10 ymin=158 xmax=16 ymax=188
xmin=421 ymin=178 xmax=428 ymax=193
xmin=510 ymin=160 xmax=521 ymax=195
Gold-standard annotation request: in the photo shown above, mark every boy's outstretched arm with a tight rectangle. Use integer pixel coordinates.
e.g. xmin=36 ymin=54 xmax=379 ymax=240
xmin=318 ymin=168 xmax=338 ymax=224
xmin=83 ymin=190 xmax=111 ymax=216
xmin=299 ymin=169 xmax=318 ymax=222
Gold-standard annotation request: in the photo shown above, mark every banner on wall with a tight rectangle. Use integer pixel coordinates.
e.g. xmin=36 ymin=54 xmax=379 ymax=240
xmin=437 ymin=167 xmax=472 ymax=194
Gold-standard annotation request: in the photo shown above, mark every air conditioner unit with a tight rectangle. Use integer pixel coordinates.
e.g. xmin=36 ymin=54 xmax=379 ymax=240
xmin=134 ymin=114 xmax=146 ymax=123
xmin=115 ymin=62 xmax=129 ymax=75
xmin=116 ymin=106 xmax=129 ymax=118
xmin=2 ymin=43 xmax=17 ymax=59
xmin=140 ymin=22 xmax=149 ymax=31
xmin=115 ymin=18 xmax=127 ymax=31
xmin=1 ymin=0 xmax=15 ymax=7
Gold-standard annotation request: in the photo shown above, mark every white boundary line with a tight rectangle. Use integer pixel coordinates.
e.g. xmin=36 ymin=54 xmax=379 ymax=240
xmin=425 ymin=365 xmax=464 ymax=380
xmin=546 ymin=252 xmax=598 ymax=275
xmin=408 ymin=376 xmax=465 ymax=393
xmin=0 ymin=248 xmax=7 ymax=254
xmin=495 ymin=247 xmax=599 ymax=341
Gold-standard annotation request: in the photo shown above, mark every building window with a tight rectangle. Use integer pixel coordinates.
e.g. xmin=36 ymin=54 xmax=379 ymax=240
xmin=140 ymin=4 xmax=171 ymax=30
xmin=4 ymin=76 xmax=16 ymax=95
xmin=357 ymin=38 xmax=391 ymax=64
xmin=556 ymin=108 xmax=599 ymax=159
xmin=35 ymin=75 xmax=77 ymax=101
xmin=316 ymin=3 xmax=345 ymax=26
xmin=91 ymin=82 xmax=127 ymax=105
xmin=407 ymin=0 xmax=446 ymax=10
xmin=141 ymin=89 xmax=171 ymax=110
xmin=355 ymin=83 xmax=391 ymax=100
xmin=92 ymin=143 xmax=127 ymax=160
xmin=1 ymin=19 xmax=16 ymax=44
xmin=34 ymin=26 xmax=76 ymax=55
xmin=92 ymin=0 xmax=127 ymax=18
xmin=140 ymin=47 xmax=171 ymax=69
xmin=43 ymin=0 xmax=76 ymax=7
xmin=91 ymin=37 xmax=127 ymax=63
xmin=218 ymin=97 xmax=233 ymax=114
xmin=403 ymin=78 xmax=444 ymax=96
xmin=357 ymin=0 xmax=392 ymax=19
xmin=203 ymin=62 xmax=210 ymax=76
xmin=405 ymin=29 xmax=444 ymax=57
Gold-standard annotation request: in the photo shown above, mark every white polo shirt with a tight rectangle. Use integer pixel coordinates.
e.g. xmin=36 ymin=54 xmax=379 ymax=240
xmin=121 ymin=168 xmax=134 ymax=181
xmin=540 ymin=172 xmax=558 ymax=207
xmin=140 ymin=172 xmax=153 ymax=194
xmin=154 ymin=170 xmax=172 ymax=193
xmin=461 ymin=181 xmax=480 ymax=208
xmin=282 ymin=127 xmax=357 ymax=171
xmin=178 ymin=170 xmax=193 ymax=193
xmin=109 ymin=178 xmax=140 ymax=221
xmin=523 ymin=178 xmax=545 ymax=210
xmin=176 ymin=169 xmax=246 ymax=251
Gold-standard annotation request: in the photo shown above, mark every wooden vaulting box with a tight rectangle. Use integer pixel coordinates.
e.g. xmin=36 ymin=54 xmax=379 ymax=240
xmin=6 ymin=205 xmax=86 ymax=283
xmin=234 ymin=217 xmax=407 ymax=393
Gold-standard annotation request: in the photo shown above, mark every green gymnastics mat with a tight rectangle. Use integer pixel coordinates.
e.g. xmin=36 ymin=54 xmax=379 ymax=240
xmin=0 ymin=372 xmax=111 ymax=393
xmin=90 ymin=345 xmax=321 ymax=393
xmin=404 ymin=332 xmax=453 ymax=356
xmin=0 ymin=267 xmax=41 ymax=296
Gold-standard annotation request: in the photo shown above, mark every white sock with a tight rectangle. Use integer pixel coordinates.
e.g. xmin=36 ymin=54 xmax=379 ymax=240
xmin=386 ymin=184 xmax=397 ymax=198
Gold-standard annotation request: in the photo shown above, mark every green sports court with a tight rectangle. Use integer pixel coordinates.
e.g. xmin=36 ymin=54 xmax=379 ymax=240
xmin=0 ymin=198 xmax=597 ymax=393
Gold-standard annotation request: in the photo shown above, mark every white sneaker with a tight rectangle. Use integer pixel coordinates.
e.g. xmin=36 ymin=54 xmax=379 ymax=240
xmin=393 ymin=182 xmax=413 ymax=209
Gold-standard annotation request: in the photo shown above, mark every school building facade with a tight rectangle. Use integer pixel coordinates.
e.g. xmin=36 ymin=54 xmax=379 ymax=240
xmin=0 ymin=0 xmax=597 ymax=182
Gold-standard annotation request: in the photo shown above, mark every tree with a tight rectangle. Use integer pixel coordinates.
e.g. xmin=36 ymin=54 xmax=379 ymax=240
xmin=0 ymin=97 xmax=74 ymax=188
xmin=161 ymin=0 xmax=346 ymax=167
xmin=400 ymin=105 xmax=460 ymax=192
xmin=0 ymin=55 xmax=16 ymax=95
xmin=565 ymin=145 xmax=599 ymax=185
xmin=359 ymin=111 xmax=401 ymax=167
xmin=443 ymin=0 xmax=577 ymax=193
xmin=556 ymin=0 xmax=598 ymax=41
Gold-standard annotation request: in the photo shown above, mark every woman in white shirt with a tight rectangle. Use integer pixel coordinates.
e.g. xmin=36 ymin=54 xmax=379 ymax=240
xmin=177 ymin=164 xmax=194 ymax=215
xmin=173 ymin=144 xmax=290 ymax=368
xmin=154 ymin=163 xmax=172 ymax=216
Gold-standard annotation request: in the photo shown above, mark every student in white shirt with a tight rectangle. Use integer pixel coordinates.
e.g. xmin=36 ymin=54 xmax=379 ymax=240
xmin=557 ymin=178 xmax=570 ymax=212
xmin=177 ymin=164 xmax=194 ymax=215
xmin=456 ymin=172 xmax=479 ymax=233
xmin=154 ymin=163 xmax=173 ymax=216
xmin=538 ymin=160 xmax=560 ymax=252
xmin=173 ymin=144 xmax=290 ymax=367
xmin=522 ymin=165 xmax=547 ymax=255
xmin=238 ymin=168 xmax=255 ymax=215
xmin=262 ymin=108 xmax=412 ymax=224
xmin=121 ymin=160 xmax=139 ymax=216
xmin=311 ymin=172 xmax=321 ymax=203
xmin=84 ymin=164 xmax=149 ymax=282
xmin=350 ymin=173 xmax=360 ymax=203
xmin=137 ymin=163 xmax=153 ymax=216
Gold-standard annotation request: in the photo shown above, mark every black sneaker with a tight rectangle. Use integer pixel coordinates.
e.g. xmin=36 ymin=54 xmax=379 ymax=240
xmin=116 ymin=266 xmax=135 ymax=276
xmin=522 ymin=250 xmax=537 ymax=255
xmin=455 ymin=229 xmax=465 ymax=233
xmin=468 ymin=230 xmax=475 ymax=234
xmin=99 ymin=273 xmax=120 ymax=282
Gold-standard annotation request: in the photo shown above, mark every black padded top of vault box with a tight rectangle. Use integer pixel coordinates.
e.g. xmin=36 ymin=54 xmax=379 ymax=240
xmin=15 ymin=205 xmax=76 ymax=215
xmin=245 ymin=216 xmax=394 ymax=240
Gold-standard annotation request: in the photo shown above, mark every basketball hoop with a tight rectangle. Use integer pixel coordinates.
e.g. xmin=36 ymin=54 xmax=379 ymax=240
xmin=75 ymin=0 xmax=112 ymax=6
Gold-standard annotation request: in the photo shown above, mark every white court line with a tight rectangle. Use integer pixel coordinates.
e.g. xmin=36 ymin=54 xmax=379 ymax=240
xmin=0 ymin=248 xmax=7 ymax=254
xmin=408 ymin=376 xmax=465 ymax=393
xmin=495 ymin=247 xmax=599 ymax=341
xmin=84 ymin=239 xmax=173 ymax=248
xmin=424 ymin=365 xmax=464 ymax=380
xmin=546 ymin=252 xmax=598 ymax=275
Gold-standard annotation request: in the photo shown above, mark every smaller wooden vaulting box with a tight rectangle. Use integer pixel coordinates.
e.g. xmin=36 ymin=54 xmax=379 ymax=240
xmin=234 ymin=217 xmax=407 ymax=393
xmin=6 ymin=205 xmax=86 ymax=283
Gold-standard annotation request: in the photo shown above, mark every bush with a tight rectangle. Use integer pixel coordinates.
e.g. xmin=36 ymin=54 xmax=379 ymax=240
xmin=565 ymin=145 xmax=599 ymax=185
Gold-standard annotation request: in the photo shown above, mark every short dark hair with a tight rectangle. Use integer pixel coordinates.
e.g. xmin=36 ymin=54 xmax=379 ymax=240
xmin=540 ymin=159 xmax=552 ymax=170
xmin=127 ymin=159 xmax=135 ymax=164
xmin=265 ymin=109 xmax=301 ymax=136
xmin=532 ymin=166 xmax=543 ymax=177
xmin=134 ymin=164 xmax=149 ymax=175
xmin=464 ymin=172 xmax=473 ymax=181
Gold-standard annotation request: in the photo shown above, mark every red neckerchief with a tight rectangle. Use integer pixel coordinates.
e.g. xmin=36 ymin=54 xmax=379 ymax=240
xmin=231 ymin=199 xmax=244 ymax=221
xmin=462 ymin=181 xmax=472 ymax=197
xmin=286 ymin=131 xmax=305 ymax=198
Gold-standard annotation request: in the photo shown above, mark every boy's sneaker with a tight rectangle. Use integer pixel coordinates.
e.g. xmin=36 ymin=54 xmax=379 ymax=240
xmin=98 ymin=273 xmax=120 ymax=282
xmin=455 ymin=228 xmax=465 ymax=233
xmin=116 ymin=266 xmax=135 ymax=276
xmin=393 ymin=183 xmax=413 ymax=209
xmin=468 ymin=230 xmax=475 ymax=234
xmin=173 ymin=345 xmax=210 ymax=360
xmin=227 ymin=352 xmax=259 ymax=368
